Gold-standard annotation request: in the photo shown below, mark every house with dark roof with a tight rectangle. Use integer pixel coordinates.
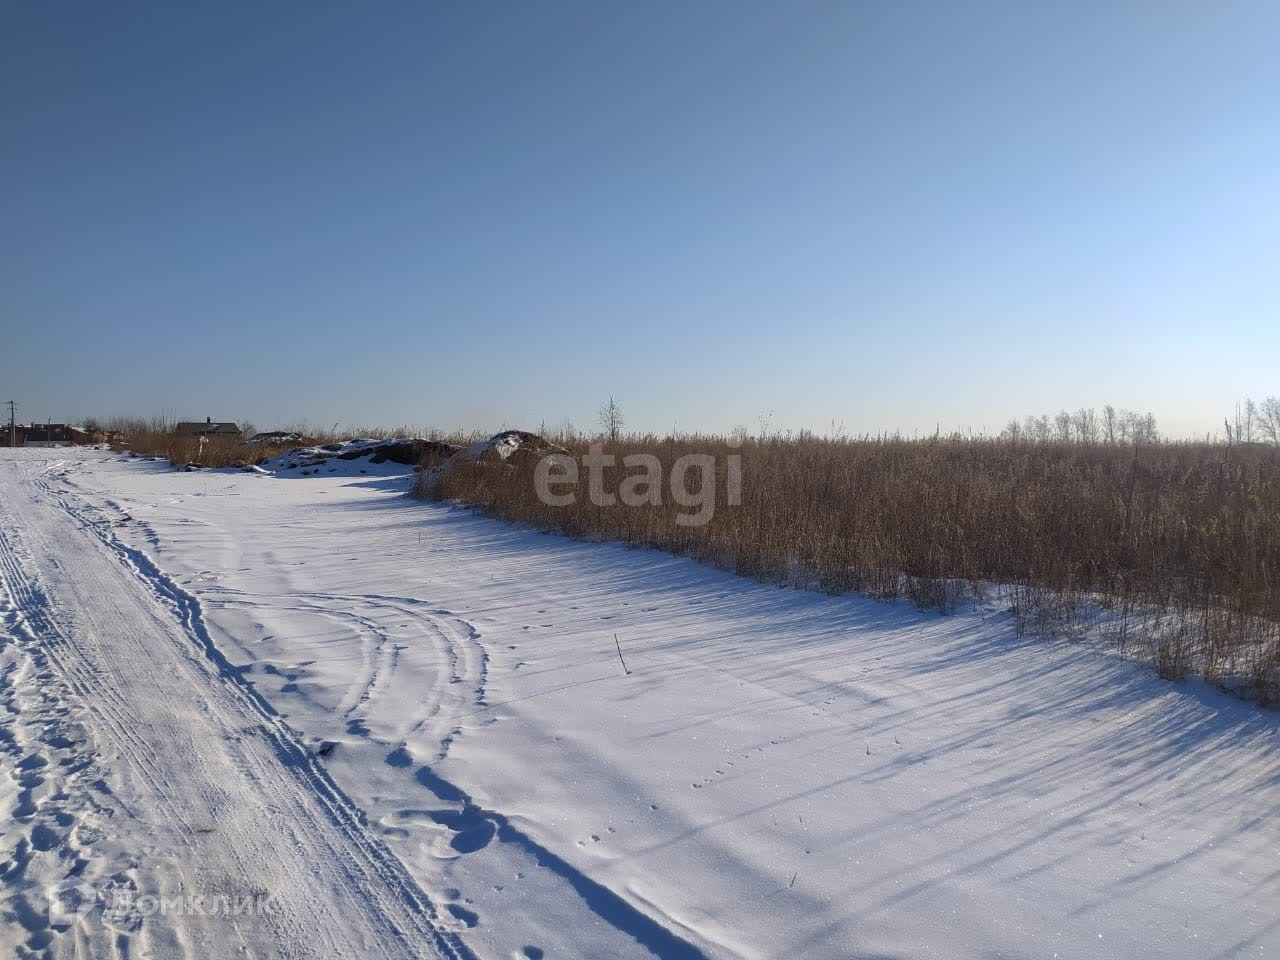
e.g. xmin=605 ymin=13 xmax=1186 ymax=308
xmin=1 ymin=424 xmax=90 ymax=447
xmin=174 ymin=417 xmax=242 ymax=437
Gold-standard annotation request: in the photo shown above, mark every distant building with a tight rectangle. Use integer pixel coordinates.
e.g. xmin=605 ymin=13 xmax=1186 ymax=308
xmin=174 ymin=417 xmax=242 ymax=437
xmin=2 ymin=424 xmax=88 ymax=447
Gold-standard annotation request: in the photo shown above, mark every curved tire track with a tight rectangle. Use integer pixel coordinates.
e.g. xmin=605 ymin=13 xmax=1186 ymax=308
xmin=1 ymin=458 xmax=474 ymax=959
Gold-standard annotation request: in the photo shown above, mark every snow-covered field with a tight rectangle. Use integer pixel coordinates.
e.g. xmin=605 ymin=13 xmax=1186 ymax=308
xmin=1 ymin=447 xmax=1276 ymax=959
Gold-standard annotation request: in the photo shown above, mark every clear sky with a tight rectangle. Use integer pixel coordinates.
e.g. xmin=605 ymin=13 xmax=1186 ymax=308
xmin=3 ymin=1 xmax=1277 ymax=438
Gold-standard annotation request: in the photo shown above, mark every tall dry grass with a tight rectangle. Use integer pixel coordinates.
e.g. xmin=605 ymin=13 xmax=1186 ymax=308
xmin=425 ymin=433 xmax=1280 ymax=703
xmin=115 ymin=428 xmax=267 ymax=468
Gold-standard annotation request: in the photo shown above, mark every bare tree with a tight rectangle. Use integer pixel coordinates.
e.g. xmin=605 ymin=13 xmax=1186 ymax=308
xmin=1102 ymin=404 xmax=1118 ymax=444
xmin=599 ymin=396 xmax=625 ymax=442
xmin=1229 ymin=400 xmax=1260 ymax=445
xmin=1073 ymin=407 xmax=1099 ymax=444
xmin=1054 ymin=410 xmax=1073 ymax=443
xmin=1132 ymin=411 xmax=1159 ymax=444
xmin=1024 ymin=414 xmax=1051 ymax=443
xmin=1260 ymin=396 xmax=1280 ymax=445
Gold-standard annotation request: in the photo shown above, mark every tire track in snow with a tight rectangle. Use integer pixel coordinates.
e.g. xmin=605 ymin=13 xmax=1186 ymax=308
xmin=0 ymin=587 xmax=125 ymax=959
xmin=197 ymin=589 xmax=486 ymax=760
xmin=13 ymin=460 xmax=477 ymax=960
xmin=38 ymin=467 xmax=479 ymax=958
xmin=0 ymin=513 xmax=194 ymax=838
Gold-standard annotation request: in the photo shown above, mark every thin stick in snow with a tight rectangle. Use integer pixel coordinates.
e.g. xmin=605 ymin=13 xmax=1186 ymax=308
xmin=614 ymin=633 xmax=631 ymax=675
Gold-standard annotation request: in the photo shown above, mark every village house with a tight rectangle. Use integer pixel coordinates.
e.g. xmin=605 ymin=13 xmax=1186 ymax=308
xmin=174 ymin=417 xmax=242 ymax=437
xmin=0 ymin=424 xmax=91 ymax=447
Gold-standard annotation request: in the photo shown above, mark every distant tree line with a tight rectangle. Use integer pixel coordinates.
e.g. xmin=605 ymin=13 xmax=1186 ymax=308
xmin=1001 ymin=406 xmax=1159 ymax=444
xmin=999 ymin=396 xmax=1280 ymax=446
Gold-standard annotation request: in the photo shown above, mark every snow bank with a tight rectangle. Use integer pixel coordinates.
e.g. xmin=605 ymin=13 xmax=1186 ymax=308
xmin=258 ymin=438 xmax=462 ymax=478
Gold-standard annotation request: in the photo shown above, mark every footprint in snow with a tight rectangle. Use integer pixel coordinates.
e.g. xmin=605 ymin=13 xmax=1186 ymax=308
xmin=29 ymin=822 xmax=61 ymax=852
xmin=445 ymin=903 xmax=479 ymax=928
xmin=385 ymin=745 xmax=413 ymax=768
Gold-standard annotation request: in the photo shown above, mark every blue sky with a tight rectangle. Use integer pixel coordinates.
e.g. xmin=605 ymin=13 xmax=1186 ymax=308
xmin=3 ymin=1 xmax=1277 ymax=437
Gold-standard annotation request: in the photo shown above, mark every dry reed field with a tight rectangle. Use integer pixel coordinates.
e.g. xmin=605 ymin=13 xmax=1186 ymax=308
xmin=424 ymin=433 xmax=1280 ymax=703
xmin=116 ymin=427 xmax=281 ymax=468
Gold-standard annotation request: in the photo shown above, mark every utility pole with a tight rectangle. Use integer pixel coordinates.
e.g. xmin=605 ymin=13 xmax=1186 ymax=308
xmin=6 ymin=401 xmax=15 ymax=449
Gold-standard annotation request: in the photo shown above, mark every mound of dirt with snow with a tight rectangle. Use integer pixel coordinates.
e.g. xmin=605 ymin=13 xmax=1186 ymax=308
xmin=247 ymin=431 xmax=316 ymax=446
xmin=261 ymin=438 xmax=462 ymax=477
xmin=453 ymin=430 xmax=566 ymax=467
xmin=251 ymin=432 xmax=562 ymax=486
xmin=413 ymin=431 xmax=567 ymax=495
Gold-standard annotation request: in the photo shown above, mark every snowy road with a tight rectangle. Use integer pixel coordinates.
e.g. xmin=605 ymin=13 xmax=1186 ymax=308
xmin=2 ymin=447 xmax=1278 ymax=959
xmin=0 ymin=452 xmax=465 ymax=959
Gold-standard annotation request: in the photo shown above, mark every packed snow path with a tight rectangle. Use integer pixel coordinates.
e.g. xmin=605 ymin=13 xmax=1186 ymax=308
xmin=2 ymin=447 xmax=1278 ymax=959
xmin=0 ymin=453 xmax=465 ymax=959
